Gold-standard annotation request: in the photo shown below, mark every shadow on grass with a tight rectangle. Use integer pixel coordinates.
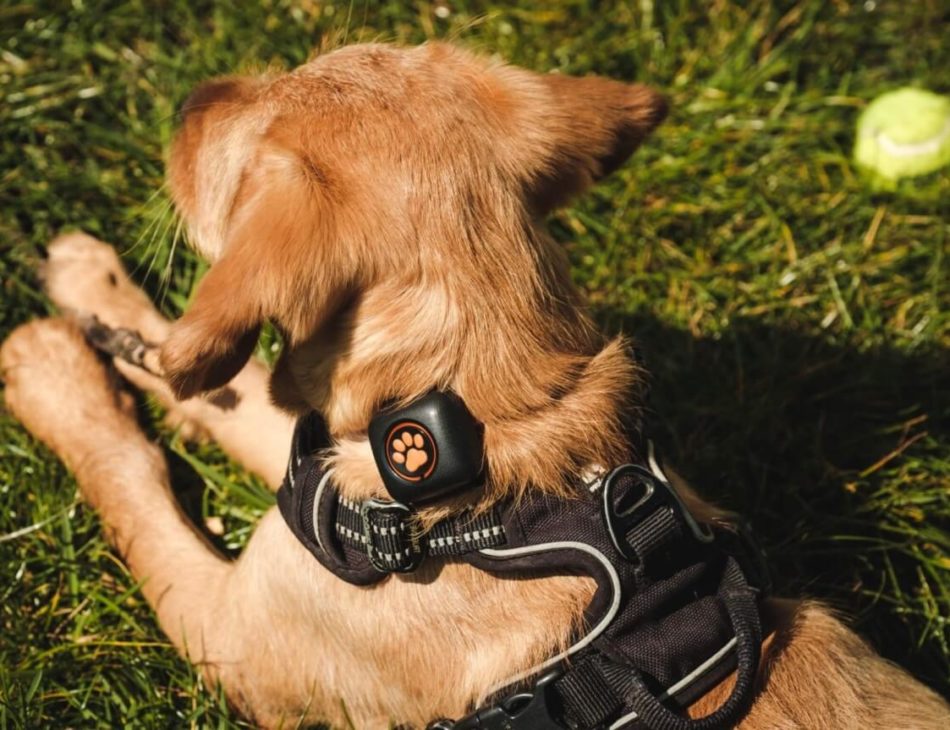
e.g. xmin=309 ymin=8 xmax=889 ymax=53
xmin=162 ymin=448 xmax=239 ymax=559
xmin=596 ymin=308 xmax=950 ymax=693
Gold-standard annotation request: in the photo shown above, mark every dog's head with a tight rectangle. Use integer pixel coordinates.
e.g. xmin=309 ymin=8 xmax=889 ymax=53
xmin=162 ymin=43 xmax=666 ymax=432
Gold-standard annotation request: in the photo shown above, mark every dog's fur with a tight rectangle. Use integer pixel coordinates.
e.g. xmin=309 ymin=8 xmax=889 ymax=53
xmin=2 ymin=42 xmax=948 ymax=728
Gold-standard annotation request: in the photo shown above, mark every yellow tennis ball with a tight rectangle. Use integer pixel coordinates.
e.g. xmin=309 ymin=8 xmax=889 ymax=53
xmin=854 ymin=88 xmax=950 ymax=187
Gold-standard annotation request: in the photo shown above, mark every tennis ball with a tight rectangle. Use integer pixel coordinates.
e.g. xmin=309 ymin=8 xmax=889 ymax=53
xmin=854 ymin=88 xmax=950 ymax=186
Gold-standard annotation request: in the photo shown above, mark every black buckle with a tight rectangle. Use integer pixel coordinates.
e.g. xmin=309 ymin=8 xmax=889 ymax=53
xmin=428 ymin=668 xmax=566 ymax=730
xmin=602 ymin=464 xmax=713 ymax=563
xmin=359 ymin=499 xmax=425 ymax=573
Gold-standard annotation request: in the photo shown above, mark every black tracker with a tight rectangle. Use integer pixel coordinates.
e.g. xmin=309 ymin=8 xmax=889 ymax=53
xmin=368 ymin=391 xmax=485 ymax=505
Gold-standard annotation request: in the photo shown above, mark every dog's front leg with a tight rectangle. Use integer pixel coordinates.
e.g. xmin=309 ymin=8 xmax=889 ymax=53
xmin=1 ymin=320 xmax=241 ymax=685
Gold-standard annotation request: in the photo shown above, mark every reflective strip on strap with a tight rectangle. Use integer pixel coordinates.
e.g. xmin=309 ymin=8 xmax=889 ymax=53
xmin=333 ymin=496 xmax=507 ymax=571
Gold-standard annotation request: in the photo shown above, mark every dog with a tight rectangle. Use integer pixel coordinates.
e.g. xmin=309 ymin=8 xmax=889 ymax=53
xmin=2 ymin=42 xmax=948 ymax=729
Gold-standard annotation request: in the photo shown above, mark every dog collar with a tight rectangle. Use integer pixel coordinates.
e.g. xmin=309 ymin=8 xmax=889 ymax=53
xmin=276 ymin=407 xmax=768 ymax=730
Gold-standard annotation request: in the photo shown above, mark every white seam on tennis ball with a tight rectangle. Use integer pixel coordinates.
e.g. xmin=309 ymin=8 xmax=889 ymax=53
xmin=871 ymin=118 xmax=950 ymax=158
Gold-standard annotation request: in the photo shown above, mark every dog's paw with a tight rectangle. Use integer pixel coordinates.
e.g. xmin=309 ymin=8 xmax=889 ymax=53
xmin=390 ymin=430 xmax=429 ymax=474
xmin=1 ymin=318 xmax=135 ymax=455
xmin=43 ymin=232 xmax=166 ymax=339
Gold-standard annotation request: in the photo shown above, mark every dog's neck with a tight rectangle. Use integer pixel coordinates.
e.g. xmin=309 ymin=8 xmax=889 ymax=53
xmin=284 ymin=224 xmax=641 ymax=503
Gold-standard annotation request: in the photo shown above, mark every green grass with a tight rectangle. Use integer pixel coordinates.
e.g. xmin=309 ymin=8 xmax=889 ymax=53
xmin=1 ymin=0 xmax=948 ymax=725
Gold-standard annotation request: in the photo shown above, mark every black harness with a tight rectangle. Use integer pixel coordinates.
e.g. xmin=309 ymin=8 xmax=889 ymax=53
xmin=277 ymin=406 xmax=768 ymax=730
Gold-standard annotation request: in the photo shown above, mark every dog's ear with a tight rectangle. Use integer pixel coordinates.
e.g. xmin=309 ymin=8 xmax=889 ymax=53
xmin=161 ymin=141 xmax=341 ymax=400
xmin=160 ymin=248 xmax=264 ymax=400
xmin=528 ymin=74 xmax=668 ymax=212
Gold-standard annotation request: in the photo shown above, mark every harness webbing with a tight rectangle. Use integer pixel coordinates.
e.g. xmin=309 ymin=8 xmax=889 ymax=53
xmin=333 ymin=495 xmax=506 ymax=569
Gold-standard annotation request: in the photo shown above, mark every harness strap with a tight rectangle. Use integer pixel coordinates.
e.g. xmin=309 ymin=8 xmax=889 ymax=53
xmin=333 ymin=496 xmax=506 ymax=572
xmin=555 ymin=656 xmax=622 ymax=727
xmin=624 ymin=506 xmax=681 ymax=567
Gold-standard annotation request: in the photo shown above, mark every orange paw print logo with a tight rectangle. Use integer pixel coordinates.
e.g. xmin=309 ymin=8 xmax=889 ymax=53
xmin=386 ymin=422 xmax=437 ymax=481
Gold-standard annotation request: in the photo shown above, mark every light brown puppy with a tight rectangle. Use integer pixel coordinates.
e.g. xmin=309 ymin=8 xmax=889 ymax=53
xmin=2 ymin=42 xmax=948 ymax=728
